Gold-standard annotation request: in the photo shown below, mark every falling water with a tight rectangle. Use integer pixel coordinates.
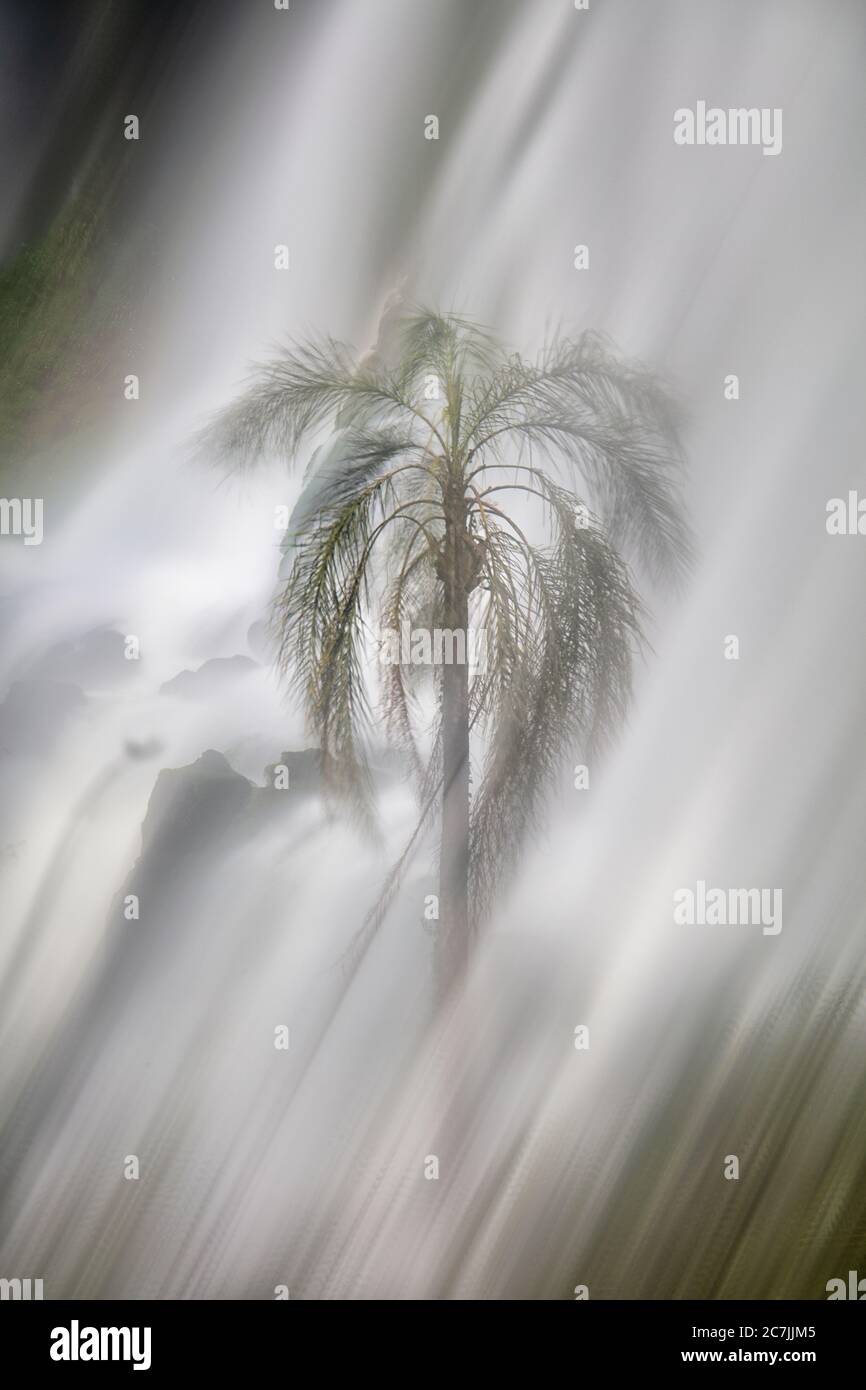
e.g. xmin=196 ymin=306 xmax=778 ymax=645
xmin=1 ymin=0 xmax=865 ymax=1298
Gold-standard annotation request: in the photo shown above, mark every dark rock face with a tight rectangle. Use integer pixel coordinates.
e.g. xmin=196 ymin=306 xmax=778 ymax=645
xmin=132 ymin=746 xmax=326 ymax=879
xmin=0 ymin=678 xmax=86 ymax=755
xmin=138 ymin=749 xmax=255 ymax=862
xmin=111 ymin=749 xmax=261 ymax=970
xmin=116 ymin=747 xmax=325 ymax=934
xmin=159 ymin=655 xmax=258 ymax=700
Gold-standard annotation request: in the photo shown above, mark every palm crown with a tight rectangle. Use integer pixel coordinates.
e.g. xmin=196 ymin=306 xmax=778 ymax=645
xmin=199 ymin=309 xmax=691 ymax=984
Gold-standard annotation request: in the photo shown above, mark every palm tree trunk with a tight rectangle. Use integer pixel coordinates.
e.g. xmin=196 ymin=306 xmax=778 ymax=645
xmin=438 ymin=490 xmax=471 ymax=999
xmin=434 ymin=486 xmax=477 ymax=1208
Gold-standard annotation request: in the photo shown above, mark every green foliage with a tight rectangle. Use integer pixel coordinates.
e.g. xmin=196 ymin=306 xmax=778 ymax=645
xmin=0 ymin=195 xmax=134 ymax=473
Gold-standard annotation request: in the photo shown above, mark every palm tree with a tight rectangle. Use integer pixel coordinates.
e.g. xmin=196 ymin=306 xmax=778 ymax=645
xmin=198 ymin=309 xmax=691 ymax=993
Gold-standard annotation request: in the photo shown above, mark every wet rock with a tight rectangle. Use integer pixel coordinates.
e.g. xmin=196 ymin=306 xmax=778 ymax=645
xmin=138 ymin=749 xmax=254 ymax=862
xmin=159 ymin=654 xmax=258 ymax=699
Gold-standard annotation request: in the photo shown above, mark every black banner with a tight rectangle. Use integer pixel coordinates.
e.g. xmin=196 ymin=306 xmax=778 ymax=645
xmin=1 ymin=1299 xmax=860 ymax=1376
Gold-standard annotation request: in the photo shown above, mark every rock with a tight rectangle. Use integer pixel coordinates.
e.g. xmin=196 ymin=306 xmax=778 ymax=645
xmin=158 ymin=654 xmax=258 ymax=699
xmin=137 ymin=749 xmax=254 ymax=861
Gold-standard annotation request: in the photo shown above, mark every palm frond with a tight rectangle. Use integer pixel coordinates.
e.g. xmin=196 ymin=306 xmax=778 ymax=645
xmin=193 ymin=333 xmax=445 ymax=472
xmin=465 ymin=331 xmax=693 ymax=585
xmin=468 ymin=505 xmax=644 ymax=923
xmin=273 ymin=465 xmax=438 ymax=832
xmin=198 ymin=311 xmax=692 ymax=946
